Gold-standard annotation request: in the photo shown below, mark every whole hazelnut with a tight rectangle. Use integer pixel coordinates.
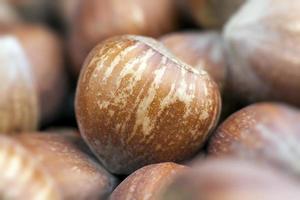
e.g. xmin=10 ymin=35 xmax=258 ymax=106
xmin=69 ymin=0 xmax=178 ymax=75
xmin=159 ymin=158 xmax=300 ymax=200
xmin=208 ymin=103 xmax=300 ymax=176
xmin=110 ymin=162 xmax=187 ymax=200
xmin=224 ymin=0 xmax=300 ymax=106
xmin=0 ymin=131 xmax=117 ymax=200
xmin=0 ymin=24 xmax=68 ymax=124
xmin=186 ymin=0 xmax=246 ymax=28
xmin=0 ymin=36 xmax=38 ymax=133
xmin=76 ymin=35 xmax=221 ymax=174
xmin=160 ymin=31 xmax=227 ymax=90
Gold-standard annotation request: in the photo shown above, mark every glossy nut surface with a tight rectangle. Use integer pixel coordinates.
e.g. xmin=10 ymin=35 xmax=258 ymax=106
xmin=0 ymin=24 xmax=68 ymax=124
xmin=69 ymin=0 xmax=178 ymax=75
xmin=159 ymin=158 xmax=300 ymax=200
xmin=0 ymin=131 xmax=117 ymax=200
xmin=224 ymin=0 xmax=300 ymax=106
xmin=0 ymin=36 xmax=38 ymax=133
xmin=110 ymin=162 xmax=186 ymax=200
xmin=209 ymin=103 xmax=300 ymax=175
xmin=160 ymin=31 xmax=227 ymax=90
xmin=76 ymin=35 xmax=221 ymax=174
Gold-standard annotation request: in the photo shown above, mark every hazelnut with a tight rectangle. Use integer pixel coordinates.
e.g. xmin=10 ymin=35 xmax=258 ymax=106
xmin=224 ymin=0 xmax=300 ymax=106
xmin=110 ymin=162 xmax=187 ymax=200
xmin=0 ymin=24 xmax=68 ymax=124
xmin=159 ymin=158 xmax=300 ymax=200
xmin=208 ymin=103 xmax=300 ymax=176
xmin=0 ymin=131 xmax=117 ymax=199
xmin=160 ymin=31 xmax=227 ymax=90
xmin=0 ymin=36 xmax=38 ymax=133
xmin=76 ymin=35 xmax=221 ymax=174
xmin=53 ymin=0 xmax=81 ymax=29
xmin=69 ymin=0 xmax=178 ymax=75
xmin=186 ymin=0 xmax=246 ymax=28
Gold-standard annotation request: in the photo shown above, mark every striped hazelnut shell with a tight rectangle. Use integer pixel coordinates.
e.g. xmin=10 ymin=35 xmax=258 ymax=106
xmin=160 ymin=31 xmax=227 ymax=90
xmin=76 ymin=35 xmax=221 ymax=174
xmin=186 ymin=0 xmax=246 ymax=28
xmin=69 ymin=0 xmax=178 ymax=75
xmin=224 ymin=0 xmax=300 ymax=106
xmin=208 ymin=103 xmax=300 ymax=176
xmin=0 ymin=36 xmax=39 ymax=133
xmin=0 ymin=24 xmax=68 ymax=124
xmin=159 ymin=158 xmax=300 ymax=200
xmin=0 ymin=132 xmax=117 ymax=200
xmin=110 ymin=162 xmax=187 ymax=200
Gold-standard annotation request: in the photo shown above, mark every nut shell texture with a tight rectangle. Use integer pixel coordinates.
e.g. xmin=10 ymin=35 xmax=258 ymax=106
xmin=159 ymin=158 xmax=300 ymax=200
xmin=209 ymin=103 xmax=300 ymax=175
xmin=0 ymin=36 xmax=38 ymax=133
xmin=76 ymin=35 xmax=221 ymax=174
xmin=110 ymin=162 xmax=187 ymax=200
xmin=160 ymin=31 xmax=227 ymax=90
xmin=224 ymin=0 xmax=300 ymax=106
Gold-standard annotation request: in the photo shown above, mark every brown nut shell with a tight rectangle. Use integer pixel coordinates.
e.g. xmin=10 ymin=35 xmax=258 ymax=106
xmin=0 ymin=24 xmax=68 ymax=124
xmin=160 ymin=31 xmax=227 ymax=90
xmin=110 ymin=162 xmax=187 ymax=200
xmin=224 ymin=0 xmax=300 ymax=106
xmin=159 ymin=158 xmax=300 ymax=200
xmin=69 ymin=0 xmax=178 ymax=75
xmin=76 ymin=35 xmax=221 ymax=174
xmin=0 ymin=36 xmax=38 ymax=133
xmin=0 ymin=131 xmax=117 ymax=200
xmin=186 ymin=0 xmax=246 ymax=28
xmin=208 ymin=103 xmax=300 ymax=176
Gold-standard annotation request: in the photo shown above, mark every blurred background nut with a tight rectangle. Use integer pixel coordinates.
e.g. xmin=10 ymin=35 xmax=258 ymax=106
xmin=0 ymin=1 xmax=21 ymax=26
xmin=0 ymin=36 xmax=38 ymax=133
xmin=0 ymin=131 xmax=117 ymax=200
xmin=224 ymin=0 xmax=300 ymax=107
xmin=159 ymin=158 xmax=300 ymax=200
xmin=110 ymin=162 xmax=187 ymax=200
xmin=69 ymin=0 xmax=179 ymax=75
xmin=0 ymin=24 xmax=68 ymax=125
xmin=160 ymin=31 xmax=227 ymax=90
xmin=209 ymin=103 xmax=300 ymax=176
xmin=186 ymin=0 xmax=246 ymax=28
xmin=76 ymin=35 xmax=221 ymax=174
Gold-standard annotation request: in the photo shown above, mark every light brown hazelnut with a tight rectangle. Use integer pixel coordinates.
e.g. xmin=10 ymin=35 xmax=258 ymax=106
xmin=159 ymin=158 xmax=300 ymax=200
xmin=110 ymin=162 xmax=187 ymax=200
xmin=0 ymin=131 xmax=117 ymax=199
xmin=186 ymin=0 xmax=246 ymax=28
xmin=208 ymin=103 xmax=300 ymax=176
xmin=0 ymin=36 xmax=38 ymax=133
xmin=0 ymin=24 xmax=68 ymax=124
xmin=224 ymin=0 xmax=300 ymax=106
xmin=69 ymin=0 xmax=178 ymax=75
xmin=76 ymin=35 xmax=221 ymax=174
xmin=160 ymin=31 xmax=227 ymax=90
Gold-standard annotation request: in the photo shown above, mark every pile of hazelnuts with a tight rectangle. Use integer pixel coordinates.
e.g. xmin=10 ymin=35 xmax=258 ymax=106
xmin=1 ymin=0 xmax=300 ymax=199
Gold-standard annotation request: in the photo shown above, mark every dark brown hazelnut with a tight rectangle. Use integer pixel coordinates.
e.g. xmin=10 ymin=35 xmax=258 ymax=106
xmin=0 ymin=131 xmax=117 ymax=199
xmin=224 ymin=0 xmax=300 ymax=106
xmin=0 ymin=24 xmax=68 ymax=124
xmin=159 ymin=158 xmax=300 ymax=200
xmin=69 ymin=0 xmax=178 ymax=75
xmin=160 ymin=31 xmax=227 ymax=90
xmin=208 ymin=103 xmax=300 ymax=176
xmin=110 ymin=162 xmax=187 ymax=200
xmin=0 ymin=36 xmax=38 ymax=133
xmin=186 ymin=0 xmax=246 ymax=28
xmin=76 ymin=35 xmax=221 ymax=174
